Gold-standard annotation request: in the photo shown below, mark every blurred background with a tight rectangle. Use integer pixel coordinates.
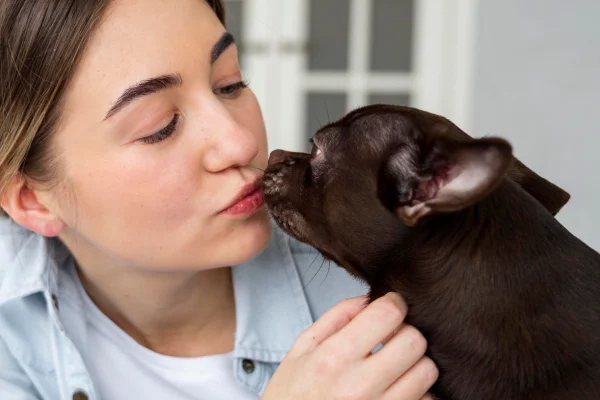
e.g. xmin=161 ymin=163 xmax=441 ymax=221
xmin=224 ymin=0 xmax=600 ymax=251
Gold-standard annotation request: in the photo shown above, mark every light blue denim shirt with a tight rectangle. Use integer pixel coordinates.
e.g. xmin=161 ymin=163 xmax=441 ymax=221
xmin=0 ymin=218 xmax=368 ymax=399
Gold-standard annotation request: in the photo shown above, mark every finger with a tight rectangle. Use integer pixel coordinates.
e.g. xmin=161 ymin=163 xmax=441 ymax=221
xmin=365 ymin=324 xmax=428 ymax=391
xmin=380 ymin=322 xmax=406 ymax=346
xmin=383 ymin=356 xmax=439 ymax=400
xmin=327 ymin=292 xmax=407 ymax=357
xmin=290 ymin=295 xmax=369 ymax=355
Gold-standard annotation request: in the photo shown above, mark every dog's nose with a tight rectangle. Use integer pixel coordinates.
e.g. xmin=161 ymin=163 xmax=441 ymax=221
xmin=268 ymin=149 xmax=288 ymax=165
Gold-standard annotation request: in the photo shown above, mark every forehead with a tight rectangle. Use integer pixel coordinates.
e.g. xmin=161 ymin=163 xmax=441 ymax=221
xmin=316 ymin=108 xmax=415 ymax=156
xmin=90 ymin=0 xmax=221 ymax=70
xmin=62 ymin=0 xmax=224 ymax=123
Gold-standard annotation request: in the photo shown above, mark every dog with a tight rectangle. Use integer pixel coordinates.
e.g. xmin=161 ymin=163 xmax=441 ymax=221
xmin=261 ymin=104 xmax=600 ymax=399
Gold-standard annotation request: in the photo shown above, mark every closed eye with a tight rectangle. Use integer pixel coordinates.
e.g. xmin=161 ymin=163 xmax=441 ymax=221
xmin=214 ymin=80 xmax=249 ymax=98
xmin=139 ymin=114 xmax=180 ymax=144
xmin=311 ymin=143 xmax=323 ymax=159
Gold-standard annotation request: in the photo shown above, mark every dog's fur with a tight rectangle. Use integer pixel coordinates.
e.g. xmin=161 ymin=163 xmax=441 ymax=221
xmin=261 ymin=104 xmax=600 ymax=400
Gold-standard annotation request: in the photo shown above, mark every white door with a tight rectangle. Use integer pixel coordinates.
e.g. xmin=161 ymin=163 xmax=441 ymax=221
xmin=224 ymin=0 xmax=478 ymax=153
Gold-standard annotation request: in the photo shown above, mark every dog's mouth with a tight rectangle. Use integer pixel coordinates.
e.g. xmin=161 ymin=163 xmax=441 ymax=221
xmin=261 ymin=150 xmax=378 ymax=283
xmin=263 ymin=196 xmax=307 ymax=241
xmin=261 ymin=157 xmax=311 ymax=243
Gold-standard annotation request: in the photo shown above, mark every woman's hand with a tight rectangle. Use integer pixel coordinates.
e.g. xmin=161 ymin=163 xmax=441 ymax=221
xmin=262 ymin=292 xmax=438 ymax=400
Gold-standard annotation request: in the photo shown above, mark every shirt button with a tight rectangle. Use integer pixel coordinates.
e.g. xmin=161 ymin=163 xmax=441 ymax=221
xmin=72 ymin=390 xmax=88 ymax=400
xmin=242 ymin=358 xmax=256 ymax=374
xmin=51 ymin=294 xmax=59 ymax=311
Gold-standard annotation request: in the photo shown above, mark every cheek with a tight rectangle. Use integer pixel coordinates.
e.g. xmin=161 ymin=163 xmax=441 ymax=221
xmin=65 ymin=144 xmax=200 ymax=227
xmin=127 ymin=155 xmax=196 ymax=217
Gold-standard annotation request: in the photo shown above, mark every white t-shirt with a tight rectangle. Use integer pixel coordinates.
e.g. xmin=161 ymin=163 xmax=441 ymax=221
xmin=62 ymin=264 xmax=259 ymax=400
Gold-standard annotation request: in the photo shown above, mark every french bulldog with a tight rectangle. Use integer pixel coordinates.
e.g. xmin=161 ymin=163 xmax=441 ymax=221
xmin=261 ymin=104 xmax=600 ymax=399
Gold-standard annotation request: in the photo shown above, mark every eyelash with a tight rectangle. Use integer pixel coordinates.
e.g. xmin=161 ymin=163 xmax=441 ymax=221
xmin=214 ymin=80 xmax=249 ymax=98
xmin=139 ymin=80 xmax=249 ymax=144
xmin=140 ymin=114 xmax=180 ymax=144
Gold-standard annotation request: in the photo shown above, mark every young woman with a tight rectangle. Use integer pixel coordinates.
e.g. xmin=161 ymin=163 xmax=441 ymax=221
xmin=0 ymin=1 xmax=438 ymax=399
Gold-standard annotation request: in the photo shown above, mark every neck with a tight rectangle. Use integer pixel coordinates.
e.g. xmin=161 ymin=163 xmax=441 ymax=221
xmin=60 ymin=235 xmax=236 ymax=357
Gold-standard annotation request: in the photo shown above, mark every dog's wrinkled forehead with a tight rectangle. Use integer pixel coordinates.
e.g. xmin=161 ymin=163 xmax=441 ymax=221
xmin=319 ymin=106 xmax=415 ymax=161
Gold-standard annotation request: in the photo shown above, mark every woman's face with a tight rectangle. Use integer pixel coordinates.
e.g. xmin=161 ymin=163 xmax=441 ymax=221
xmin=45 ymin=0 xmax=271 ymax=270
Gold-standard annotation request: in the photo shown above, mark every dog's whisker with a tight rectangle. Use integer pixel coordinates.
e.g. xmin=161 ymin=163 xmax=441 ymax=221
xmin=323 ymin=100 xmax=331 ymax=123
xmin=303 ymin=255 xmax=326 ymax=290
xmin=319 ymin=260 xmax=332 ymax=286
xmin=249 ymin=165 xmax=266 ymax=173
xmin=304 ymin=251 xmax=322 ymax=279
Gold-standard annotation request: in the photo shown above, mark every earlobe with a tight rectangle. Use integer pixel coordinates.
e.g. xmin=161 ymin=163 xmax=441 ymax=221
xmin=1 ymin=175 xmax=65 ymax=237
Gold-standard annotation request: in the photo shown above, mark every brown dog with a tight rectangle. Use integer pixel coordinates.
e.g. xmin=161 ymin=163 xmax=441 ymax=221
xmin=261 ymin=104 xmax=600 ymax=400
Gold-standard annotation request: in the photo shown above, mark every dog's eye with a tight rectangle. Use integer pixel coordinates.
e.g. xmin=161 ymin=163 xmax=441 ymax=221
xmin=311 ymin=144 xmax=323 ymax=159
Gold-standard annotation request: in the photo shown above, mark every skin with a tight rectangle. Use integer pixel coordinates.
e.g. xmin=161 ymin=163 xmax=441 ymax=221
xmin=1 ymin=0 xmax=437 ymax=398
xmin=6 ymin=0 xmax=270 ymax=356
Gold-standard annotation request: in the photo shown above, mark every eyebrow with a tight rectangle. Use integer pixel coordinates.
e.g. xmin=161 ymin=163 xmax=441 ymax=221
xmin=103 ymin=74 xmax=183 ymax=120
xmin=103 ymin=32 xmax=235 ymax=120
xmin=211 ymin=31 xmax=235 ymax=64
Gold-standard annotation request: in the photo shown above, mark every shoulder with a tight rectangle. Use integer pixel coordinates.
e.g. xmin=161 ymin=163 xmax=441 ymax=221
xmin=0 ymin=218 xmax=34 ymax=292
xmin=0 ymin=222 xmax=57 ymax=390
xmin=282 ymin=230 xmax=369 ymax=320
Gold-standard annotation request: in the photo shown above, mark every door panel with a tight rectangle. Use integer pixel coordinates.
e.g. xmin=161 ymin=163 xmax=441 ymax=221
xmin=370 ymin=0 xmax=414 ymax=72
xmin=224 ymin=0 xmax=474 ymax=153
xmin=308 ymin=0 xmax=351 ymax=71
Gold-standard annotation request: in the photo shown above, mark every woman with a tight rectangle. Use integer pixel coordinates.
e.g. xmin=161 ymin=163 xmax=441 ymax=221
xmin=0 ymin=1 xmax=438 ymax=399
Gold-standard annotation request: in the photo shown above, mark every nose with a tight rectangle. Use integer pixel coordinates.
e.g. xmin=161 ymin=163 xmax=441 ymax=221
xmin=268 ymin=149 xmax=288 ymax=165
xmin=202 ymin=108 xmax=260 ymax=172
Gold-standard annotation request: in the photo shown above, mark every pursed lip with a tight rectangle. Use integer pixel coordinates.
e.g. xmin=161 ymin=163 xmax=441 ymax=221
xmin=219 ymin=178 xmax=263 ymax=214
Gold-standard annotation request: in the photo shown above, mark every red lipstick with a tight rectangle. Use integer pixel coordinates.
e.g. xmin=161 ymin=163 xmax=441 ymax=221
xmin=220 ymin=179 xmax=265 ymax=216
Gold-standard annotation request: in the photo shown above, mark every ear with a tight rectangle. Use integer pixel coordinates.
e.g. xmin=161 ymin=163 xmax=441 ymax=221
xmin=379 ymin=137 xmax=513 ymax=226
xmin=1 ymin=175 xmax=65 ymax=237
xmin=505 ymin=159 xmax=570 ymax=216
xmin=407 ymin=110 xmax=570 ymax=216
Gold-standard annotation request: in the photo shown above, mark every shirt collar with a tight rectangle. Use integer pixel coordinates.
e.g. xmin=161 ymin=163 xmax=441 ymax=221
xmin=0 ymin=218 xmax=315 ymax=364
xmin=232 ymin=225 xmax=314 ymax=363
xmin=0 ymin=218 xmax=58 ymax=306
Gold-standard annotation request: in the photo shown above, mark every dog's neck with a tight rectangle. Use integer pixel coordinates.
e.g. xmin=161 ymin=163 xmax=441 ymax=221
xmin=362 ymin=178 xmax=600 ymax=399
xmin=368 ymin=178 xmax=585 ymax=305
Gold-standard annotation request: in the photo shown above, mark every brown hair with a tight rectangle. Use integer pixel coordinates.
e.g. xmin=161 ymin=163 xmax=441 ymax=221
xmin=0 ymin=0 xmax=225 ymax=202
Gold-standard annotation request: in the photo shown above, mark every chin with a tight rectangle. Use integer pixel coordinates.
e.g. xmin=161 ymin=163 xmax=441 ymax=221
xmin=203 ymin=208 xmax=273 ymax=269
xmin=228 ymin=209 xmax=273 ymax=263
xmin=163 ymin=209 xmax=272 ymax=271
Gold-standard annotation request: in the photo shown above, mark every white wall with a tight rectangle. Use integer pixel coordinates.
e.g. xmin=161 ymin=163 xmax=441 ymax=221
xmin=470 ymin=0 xmax=600 ymax=251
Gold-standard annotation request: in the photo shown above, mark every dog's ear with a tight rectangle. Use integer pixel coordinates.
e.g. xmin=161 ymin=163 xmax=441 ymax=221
xmin=505 ymin=159 xmax=570 ymax=216
xmin=405 ymin=108 xmax=570 ymax=216
xmin=378 ymin=137 xmax=513 ymax=226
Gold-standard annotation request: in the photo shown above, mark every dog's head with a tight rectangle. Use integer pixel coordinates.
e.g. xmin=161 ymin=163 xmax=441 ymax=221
xmin=261 ymin=105 xmax=570 ymax=280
